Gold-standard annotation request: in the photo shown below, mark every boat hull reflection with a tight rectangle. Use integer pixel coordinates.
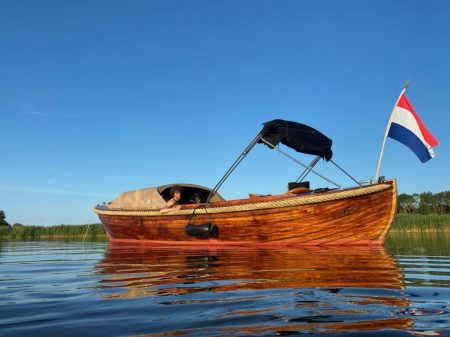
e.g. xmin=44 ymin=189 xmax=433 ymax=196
xmin=95 ymin=243 xmax=412 ymax=334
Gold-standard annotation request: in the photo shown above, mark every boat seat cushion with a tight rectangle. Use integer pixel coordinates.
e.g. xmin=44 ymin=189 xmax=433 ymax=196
xmin=288 ymin=187 xmax=310 ymax=194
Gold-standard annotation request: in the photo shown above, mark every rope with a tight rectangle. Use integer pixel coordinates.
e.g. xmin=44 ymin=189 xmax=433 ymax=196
xmin=187 ymin=204 xmax=216 ymax=227
xmin=93 ymin=184 xmax=391 ymax=217
xmin=82 ymin=212 xmax=95 ymax=243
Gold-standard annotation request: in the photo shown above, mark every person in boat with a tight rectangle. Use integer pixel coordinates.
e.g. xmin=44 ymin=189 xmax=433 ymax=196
xmin=160 ymin=185 xmax=183 ymax=212
xmin=189 ymin=192 xmax=202 ymax=204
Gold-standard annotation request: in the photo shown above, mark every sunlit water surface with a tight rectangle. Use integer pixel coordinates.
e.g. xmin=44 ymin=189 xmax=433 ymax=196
xmin=1 ymin=233 xmax=450 ymax=336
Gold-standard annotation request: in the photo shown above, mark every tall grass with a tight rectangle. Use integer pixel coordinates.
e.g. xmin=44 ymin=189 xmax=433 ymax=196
xmin=0 ymin=223 xmax=107 ymax=240
xmin=391 ymin=213 xmax=450 ymax=232
xmin=1 ymin=214 xmax=449 ymax=240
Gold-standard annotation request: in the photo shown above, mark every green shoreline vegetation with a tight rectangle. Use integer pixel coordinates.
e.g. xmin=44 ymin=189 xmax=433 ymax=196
xmin=0 ymin=214 xmax=448 ymax=240
xmin=391 ymin=190 xmax=450 ymax=232
xmin=1 ymin=190 xmax=448 ymax=239
xmin=390 ymin=213 xmax=450 ymax=232
xmin=0 ymin=223 xmax=107 ymax=240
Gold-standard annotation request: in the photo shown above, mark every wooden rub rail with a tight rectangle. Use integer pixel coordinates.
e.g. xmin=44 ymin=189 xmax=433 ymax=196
xmin=93 ymin=184 xmax=391 ymax=217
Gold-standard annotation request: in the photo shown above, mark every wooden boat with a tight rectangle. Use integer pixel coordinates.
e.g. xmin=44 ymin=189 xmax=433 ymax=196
xmin=93 ymin=119 xmax=397 ymax=246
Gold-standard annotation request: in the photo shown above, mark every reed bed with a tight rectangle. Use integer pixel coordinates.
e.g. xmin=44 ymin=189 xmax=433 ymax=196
xmin=0 ymin=223 xmax=107 ymax=240
xmin=391 ymin=213 xmax=450 ymax=232
xmin=1 ymin=214 xmax=449 ymax=240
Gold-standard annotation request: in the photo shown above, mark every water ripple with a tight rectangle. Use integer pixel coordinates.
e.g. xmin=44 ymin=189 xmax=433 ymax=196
xmin=0 ymin=239 xmax=449 ymax=336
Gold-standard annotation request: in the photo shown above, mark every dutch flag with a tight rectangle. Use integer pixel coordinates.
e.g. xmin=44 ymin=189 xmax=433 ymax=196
xmin=387 ymin=93 xmax=439 ymax=163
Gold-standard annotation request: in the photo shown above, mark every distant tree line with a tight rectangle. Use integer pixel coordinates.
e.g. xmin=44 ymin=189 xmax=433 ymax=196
xmin=398 ymin=191 xmax=450 ymax=214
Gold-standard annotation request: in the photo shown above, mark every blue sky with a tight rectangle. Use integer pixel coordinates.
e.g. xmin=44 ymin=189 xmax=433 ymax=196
xmin=1 ymin=0 xmax=449 ymax=226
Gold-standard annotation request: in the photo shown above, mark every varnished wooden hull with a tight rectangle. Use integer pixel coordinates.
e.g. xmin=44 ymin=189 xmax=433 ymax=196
xmin=94 ymin=180 xmax=397 ymax=246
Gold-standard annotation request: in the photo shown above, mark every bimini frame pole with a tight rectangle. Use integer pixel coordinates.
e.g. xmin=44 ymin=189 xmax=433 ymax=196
xmin=295 ymin=155 xmax=321 ymax=183
xmin=259 ymin=138 xmax=341 ymax=189
xmin=375 ymin=80 xmax=410 ymax=181
xmin=207 ymin=131 xmax=263 ymax=203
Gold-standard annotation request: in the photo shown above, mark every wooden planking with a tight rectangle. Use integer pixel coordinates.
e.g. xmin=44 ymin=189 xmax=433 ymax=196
xmin=99 ymin=181 xmax=396 ymax=245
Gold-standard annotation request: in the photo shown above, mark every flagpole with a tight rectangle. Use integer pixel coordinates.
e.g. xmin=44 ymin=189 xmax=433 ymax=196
xmin=375 ymin=80 xmax=410 ymax=181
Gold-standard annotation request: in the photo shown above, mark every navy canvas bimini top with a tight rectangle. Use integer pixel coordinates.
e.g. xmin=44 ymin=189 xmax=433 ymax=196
xmin=259 ymin=119 xmax=333 ymax=161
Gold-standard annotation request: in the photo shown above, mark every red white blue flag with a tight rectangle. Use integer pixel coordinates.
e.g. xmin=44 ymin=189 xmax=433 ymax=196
xmin=387 ymin=94 xmax=439 ymax=163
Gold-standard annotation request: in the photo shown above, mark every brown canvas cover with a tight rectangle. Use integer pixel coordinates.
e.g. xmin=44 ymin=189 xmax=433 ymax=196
xmin=108 ymin=187 xmax=166 ymax=210
xmin=108 ymin=183 xmax=224 ymax=210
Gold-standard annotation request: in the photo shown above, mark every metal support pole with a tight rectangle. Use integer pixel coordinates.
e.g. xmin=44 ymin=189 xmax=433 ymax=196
xmin=260 ymin=138 xmax=341 ymax=189
xmin=330 ymin=159 xmax=362 ymax=186
xmin=206 ymin=131 xmax=263 ymax=203
xmin=295 ymin=155 xmax=321 ymax=182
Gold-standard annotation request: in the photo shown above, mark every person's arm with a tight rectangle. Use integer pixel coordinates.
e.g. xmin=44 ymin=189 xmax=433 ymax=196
xmin=160 ymin=199 xmax=181 ymax=213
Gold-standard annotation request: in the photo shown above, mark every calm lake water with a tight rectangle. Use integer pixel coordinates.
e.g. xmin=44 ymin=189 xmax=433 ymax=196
xmin=1 ymin=233 xmax=450 ymax=336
